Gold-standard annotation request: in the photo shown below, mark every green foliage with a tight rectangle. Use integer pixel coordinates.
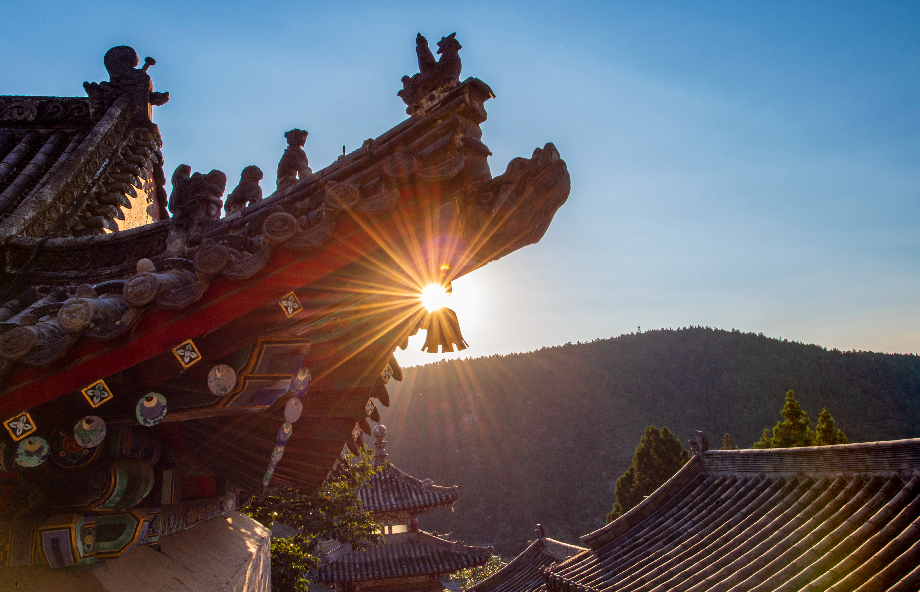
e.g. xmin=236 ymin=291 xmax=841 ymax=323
xmin=816 ymin=408 xmax=849 ymax=445
xmin=720 ymin=433 xmax=738 ymax=450
xmin=382 ymin=328 xmax=920 ymax=557
xmin=752 ymin=390 xmax=815 ymax=448
xmin=446 ymin=555 xmax=508 ymax=591
xmin=605 ymin=426 xmax=690 ymax=523
xmin=752 ymin=390 xmax=848 ymax=449
xmin=243 ymin=449 xmax=382 ymax=592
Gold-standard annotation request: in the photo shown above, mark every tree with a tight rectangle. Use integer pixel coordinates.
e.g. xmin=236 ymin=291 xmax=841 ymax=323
xmin=447 ymin=555 xmax=508 ymax=591
xmin=815 ymin=408 xmax=848 ymax=445
xmin=752 ymin=390 xmax=847 ymax=449
xmin=244 ymin=449 xmax=382 ymax=592
xmin=720 ymin=433 xmax=738 ymax=450
xmin=605 ymin=426 xmax=690 ymax=523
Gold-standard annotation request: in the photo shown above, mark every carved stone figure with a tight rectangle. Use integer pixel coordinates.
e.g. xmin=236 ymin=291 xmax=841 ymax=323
xmin=83 ymin=46 xmax=169 ymax=121
xmin=224 ymin=165 xmax=264 ymax=215
xmin=276 ymin=129 xmax=312 ymax=192
xmin=167 ymin=165 xmax=227 ymax=234
xmin=398 ymin=33 xmax=463 ymax=115
xmin=688 ymin=430 xmax=709 ymax=456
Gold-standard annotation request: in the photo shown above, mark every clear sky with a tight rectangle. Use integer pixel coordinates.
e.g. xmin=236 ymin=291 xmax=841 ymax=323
xmin=4 ymin=1 xmax=918 ymax=367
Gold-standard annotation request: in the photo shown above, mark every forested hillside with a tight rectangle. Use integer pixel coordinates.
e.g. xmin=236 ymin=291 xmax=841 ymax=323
xmin=377 ymin=328 xmax=920 ymax=558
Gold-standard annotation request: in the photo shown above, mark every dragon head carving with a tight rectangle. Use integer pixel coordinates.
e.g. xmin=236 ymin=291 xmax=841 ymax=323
xmin=459 ymin=143 xmax=570 ymax=264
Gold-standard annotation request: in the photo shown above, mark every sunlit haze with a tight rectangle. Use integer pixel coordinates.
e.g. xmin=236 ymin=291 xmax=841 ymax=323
xmin=7 ymin=1 xmax=918 ymax=369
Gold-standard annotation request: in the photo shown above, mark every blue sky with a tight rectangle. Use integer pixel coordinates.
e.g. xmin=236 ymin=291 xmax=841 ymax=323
xmin=4 ymin=1 xmax=918 ymax=367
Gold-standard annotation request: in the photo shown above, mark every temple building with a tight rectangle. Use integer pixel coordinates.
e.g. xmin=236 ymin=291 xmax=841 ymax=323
xmin=499 ymin=437 xmax=920 ymax=592
xmin=470 ymin=526 xmax=584 ymax=592
xmin=0 ymin=33 xmax=569 ymax=590
xmin=315 ymin=424 xmax=491 ymax=592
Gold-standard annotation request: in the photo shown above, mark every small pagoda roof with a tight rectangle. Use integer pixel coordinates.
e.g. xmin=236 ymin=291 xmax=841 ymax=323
xmin=546 ymin=438 xmax=920 ymax=592
xmin=470 ymin=536 xmax=585 ymax=592
xmin=317 ymin=531 xmax=491 ymax=584
xmin=359 ymin=462 xmax=459 ymax=514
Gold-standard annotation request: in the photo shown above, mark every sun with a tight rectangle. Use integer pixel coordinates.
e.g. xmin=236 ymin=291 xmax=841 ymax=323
xmin=420 ymin=284 xmax=449 ymax=312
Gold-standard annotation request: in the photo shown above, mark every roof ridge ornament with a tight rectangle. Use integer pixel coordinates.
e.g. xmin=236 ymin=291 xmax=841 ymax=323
xmin=398 ymin=33 xmax=462 ymax=116
xmin=372 ymin=423 xmax=388 ymax=467
xmin=689 ymin=430 xmax=708 ymax=456
xmin=83 ymin=46 xmax=169 ymax=122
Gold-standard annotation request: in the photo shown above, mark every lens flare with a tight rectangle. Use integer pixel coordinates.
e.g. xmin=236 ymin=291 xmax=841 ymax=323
xmin=420 ymin=284 xmax=448 ymax=313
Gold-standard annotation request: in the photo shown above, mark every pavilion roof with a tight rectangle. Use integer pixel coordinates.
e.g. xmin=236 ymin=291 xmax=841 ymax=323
xmin=316 ymin=531 xmax=491 ymax=584
xmin=470 ymin=536 xmax=585 ymax=592
xmin=546 ymin=438 xmax=920 ymax=592
xmin=358 ymin=462 xmax=459 ymax=515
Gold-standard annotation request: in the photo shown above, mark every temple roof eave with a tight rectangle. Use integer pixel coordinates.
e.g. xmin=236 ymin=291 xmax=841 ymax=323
xmin=316 ymin=530 xmax=492 ymax=584
xmin=470 ymin=537 xmax=586 ymax=592
xmin=548 ymin=438 xmax=920 ymax=592
xmin=359 ymin=462 xmax=459 ymax=515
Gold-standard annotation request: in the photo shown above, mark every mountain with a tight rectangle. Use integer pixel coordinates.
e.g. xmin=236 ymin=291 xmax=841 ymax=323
xmin=376 ymin=327 xmax=920 ymax=558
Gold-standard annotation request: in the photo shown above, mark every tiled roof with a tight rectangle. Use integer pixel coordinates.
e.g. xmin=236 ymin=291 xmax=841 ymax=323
xmin=0 ymin=126 xmax=88 ymax=223
xmin=547 ymin=438 xmax=920 ymax=592
xmin=359 ymin=462 xmax=458 ymax=514
xmin=316 ymin=531 xmax=491 ymax=583
xmin=471 ymin=537 xmax=585 ymax=592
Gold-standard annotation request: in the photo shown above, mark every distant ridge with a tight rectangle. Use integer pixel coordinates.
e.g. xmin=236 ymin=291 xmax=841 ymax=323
xmin=379 ymin=328 xmax=920 ymax=558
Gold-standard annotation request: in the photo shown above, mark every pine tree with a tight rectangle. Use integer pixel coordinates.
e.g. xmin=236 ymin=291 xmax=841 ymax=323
xmin=771 ymin=390 xmax=815 ymax=447
xmin=752 ymin=390 xmax=848 ymax=449
xmin=753 ymin=428 xmax=772 ymax=449
xmin=720 ymin=433 xmax=738 ymax=450
xmin=606 ymin=426 xmax=690 ymax=523
xmin=815 ymin=408 xmax=848 ymax=445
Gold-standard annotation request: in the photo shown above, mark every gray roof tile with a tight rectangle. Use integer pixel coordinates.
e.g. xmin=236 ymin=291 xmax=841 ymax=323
xmin=545 ymin=439 xmax=920 ymax=592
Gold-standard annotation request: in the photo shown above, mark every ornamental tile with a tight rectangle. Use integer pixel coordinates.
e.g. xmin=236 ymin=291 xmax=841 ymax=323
xmin=172 ymin=339 xmax=201 ymax=368
xmin=279 ymin=292 xmax=302 ymax=317
xmin=3 ymin=412 xmax=36 ymax=441
xmin=81 ymin=380 xmax=114 ymax=408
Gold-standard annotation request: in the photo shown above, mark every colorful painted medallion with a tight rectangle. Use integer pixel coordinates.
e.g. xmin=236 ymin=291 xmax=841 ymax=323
xmin=278 ymin=292 xmax=302 ymax=317
xmin=81 ymin=380 xmax=114 ymax=408
xmin=277 ymin=422 xmax=293 ymax=446
xmin=3 ymin=412 xmax=36 ymax=442
xmin=291 ymin=366 xmax=311 ymax=397
xmin=136 ymin=393 xmax=168 ymax=426
xmin=82 ymin=526 xmax=96 ymax=555
xmin=207 ymin=364 xmax=237 ymax=396
xmin=73 ymin=416 xmax=107 ymax=448
xmin=15 ymin=437 xmax=49 ymax=467
xmin=50 ymin=428 xmax=98 ymax=468
xmin=381 ymin=364 xmax=393 ymax=383
xmin=270 ymin=445 xmax=285 ymax=464
xmin=172 ymin=339 xmax=201 ymax=368
xmin=284 ymin=398 xmax=303 ymax=423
